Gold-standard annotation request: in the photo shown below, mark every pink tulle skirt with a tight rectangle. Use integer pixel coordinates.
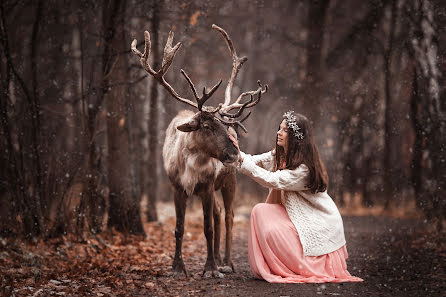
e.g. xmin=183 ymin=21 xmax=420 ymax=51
xmin=248 ymin=203 xmax=363 ymax=283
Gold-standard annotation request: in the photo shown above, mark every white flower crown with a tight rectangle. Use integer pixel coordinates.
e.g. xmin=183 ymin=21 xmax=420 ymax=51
xmin=283 ymin=111 xmax=304 ymax=140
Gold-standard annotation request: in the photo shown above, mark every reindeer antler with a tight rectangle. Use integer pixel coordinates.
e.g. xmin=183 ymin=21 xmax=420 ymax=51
xmin=217 ymin=109 xmax=252 ymax=133
xmin=211 ymin=24 xmax=268 ymax=119
xmin=131 ymin=31 xmax=222 ymax=112
xmin=180 ymin=70 xmax=223 ymax=112
xmin=131 ymin=26 xmax=267 ymax=124
xmin=216 ymin=91 xmax=263 ymax=133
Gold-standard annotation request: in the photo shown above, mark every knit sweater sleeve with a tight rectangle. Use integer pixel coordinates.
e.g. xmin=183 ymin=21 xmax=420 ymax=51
xmin=240 ymin=151 xmax=274 ymax=170
xmin=238 ymin=152 xmax=309 ymax=191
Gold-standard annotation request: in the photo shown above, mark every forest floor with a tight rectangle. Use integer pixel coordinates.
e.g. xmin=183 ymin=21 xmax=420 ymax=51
xmin=1 ymin=202 xmax=445 ymax=297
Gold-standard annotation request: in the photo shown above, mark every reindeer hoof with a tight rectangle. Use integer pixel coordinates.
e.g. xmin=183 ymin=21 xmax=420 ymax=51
xmin=168 ymin=270 xmax=187 ymax=278
xmin=169 ymin=262 xmax=188 ymax=278
xmin=203 ymin=270 xmax=224 ymax=278
xmin=218 ymin=265 xmax=233 ymax=273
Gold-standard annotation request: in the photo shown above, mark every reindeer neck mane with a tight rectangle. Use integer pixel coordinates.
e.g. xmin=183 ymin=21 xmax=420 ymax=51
xmin=180 ymin=146 xmax=221 ymax=196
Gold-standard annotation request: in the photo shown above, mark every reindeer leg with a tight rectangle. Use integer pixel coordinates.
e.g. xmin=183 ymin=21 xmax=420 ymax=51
xmin=171 ymin=188 xmax=187 ymax=277
xmin=220 ymin=173 xmax=236 ymax=273
xmin=197 ymin=184 xmax=224 ymax=278
xmin=213 ymin=199 xmax=222 ymax=267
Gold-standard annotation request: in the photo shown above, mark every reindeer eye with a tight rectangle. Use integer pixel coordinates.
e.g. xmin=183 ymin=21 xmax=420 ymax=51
xmin=203 ymin=123 xmax=211 ymax=129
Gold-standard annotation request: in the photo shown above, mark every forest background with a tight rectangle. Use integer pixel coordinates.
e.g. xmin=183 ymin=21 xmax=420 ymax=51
xmin=1 ymin=0 xmax=445 ymax=296
xmin=1 ymin=0 xmax=444 ymax=237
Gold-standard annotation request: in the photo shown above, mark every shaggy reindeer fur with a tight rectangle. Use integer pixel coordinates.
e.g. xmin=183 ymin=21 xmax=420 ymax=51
xmin=163 ymin=110 xmax=239 ymax=277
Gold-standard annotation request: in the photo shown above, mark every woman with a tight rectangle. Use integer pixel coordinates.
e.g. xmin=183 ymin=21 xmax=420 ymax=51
xmin=237 ymin=111 xmax=363 ymax=283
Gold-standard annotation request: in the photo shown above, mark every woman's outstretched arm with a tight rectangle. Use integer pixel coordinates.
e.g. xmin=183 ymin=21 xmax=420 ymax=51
xmin=240 ymin=151 xmax=274 ymax=170
xmin=238 ymin=153 xmax=309 ymax=192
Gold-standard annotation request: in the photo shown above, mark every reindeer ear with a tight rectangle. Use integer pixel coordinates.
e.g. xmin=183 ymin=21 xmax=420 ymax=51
xmin=177 ymin=119 xmax=199 ymax=132
xmin=227 ymin=127 xmax=238 ymax=139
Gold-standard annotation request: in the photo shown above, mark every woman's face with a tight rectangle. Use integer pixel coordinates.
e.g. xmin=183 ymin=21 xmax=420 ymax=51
xmin=277 ymin=119 xmax=289 ymax=150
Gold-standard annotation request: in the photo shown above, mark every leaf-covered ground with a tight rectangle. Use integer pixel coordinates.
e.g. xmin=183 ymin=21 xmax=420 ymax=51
xmin=1 ymin=203 xmax=445 ymax=297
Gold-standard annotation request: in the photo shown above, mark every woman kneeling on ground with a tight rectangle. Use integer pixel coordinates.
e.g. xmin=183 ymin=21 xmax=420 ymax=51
xmin=236 ymin=111 xmax=363 ymax=283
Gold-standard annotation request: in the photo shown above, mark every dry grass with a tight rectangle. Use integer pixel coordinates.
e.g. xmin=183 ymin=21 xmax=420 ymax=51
xmin=338 ymin=193 xmax=424 ymax=220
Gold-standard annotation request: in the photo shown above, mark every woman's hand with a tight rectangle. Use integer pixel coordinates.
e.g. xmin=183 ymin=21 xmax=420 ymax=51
xmin=228 ymin=134 xmax=243 ymax=163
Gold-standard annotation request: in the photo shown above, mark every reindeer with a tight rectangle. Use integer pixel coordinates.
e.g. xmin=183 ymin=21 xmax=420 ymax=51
xmin=131 ymin=24 xmax=267 ymax=278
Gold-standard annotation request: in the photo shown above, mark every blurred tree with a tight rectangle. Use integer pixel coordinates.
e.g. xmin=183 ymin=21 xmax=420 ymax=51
xmin=306 ymin=0 xmax=330 ymax=84
xmin=0 ymin=1 xmax=25 ymax=235
xmin=104 ymin=0 xmax=144 ymax=234
xmin=1 ymin=0 xmax=445 ymax=238
xmin=75 ymin=0 xmax=109 ymax=236
xmin=407 ymin=0 xmax=445 ymax=227
xmin=0 ymin=0 xmax=45 ymax=237
xmin=146 ymin=0 xmax=162 ymax=222
xmin=324 ymin=0 xmax=390 ymax=207
xmin=383 ymin=0 xmax=398 ymax=209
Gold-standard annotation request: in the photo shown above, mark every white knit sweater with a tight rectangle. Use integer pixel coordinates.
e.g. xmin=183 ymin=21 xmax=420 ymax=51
xmin=239 ymin=151 xmax=346 ymax=257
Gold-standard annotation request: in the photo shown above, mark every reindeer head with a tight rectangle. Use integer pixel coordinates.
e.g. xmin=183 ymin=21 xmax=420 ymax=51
xmin=176 ymin=111 xmax=238 ymax=165
xmin=131 ymin=24 xmax=268 ymax=166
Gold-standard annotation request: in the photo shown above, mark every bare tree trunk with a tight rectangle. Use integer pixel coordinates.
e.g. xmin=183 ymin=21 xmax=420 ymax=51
xmin=77 ymin=113 xmax=103 ymax=235
xmin=0 ymin=10 xmax=24 ymax=234
xmin=104 ymin=0 xmax=144 ymax=234
xmin=304 ymin=0 xmax=330 ymax=125
xmin=125 ymin=82 xmax=140 ymax=229
xmin=30 ymin=0 xmax=46 ymax=236
xmin=77 ymin=3 xmax=108 ymax=236
xmin=409 ymin=66 xmax=423 ymax=205
xmin=306 ymin=0 xmax=330 ymax=84
xmin=408 ymin=0 xmax=445 ymax=227
xmin=146 ymin=0 xmax=162 ymax=222
xmin=383 ymin=0 xmax=397 ymax=209
xmin=0 ymin=1 xmax=44 ymax=237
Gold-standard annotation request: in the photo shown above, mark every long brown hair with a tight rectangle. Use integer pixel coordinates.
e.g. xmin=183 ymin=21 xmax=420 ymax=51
xmin=273 ymin=112 xmax=328 ymax=193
